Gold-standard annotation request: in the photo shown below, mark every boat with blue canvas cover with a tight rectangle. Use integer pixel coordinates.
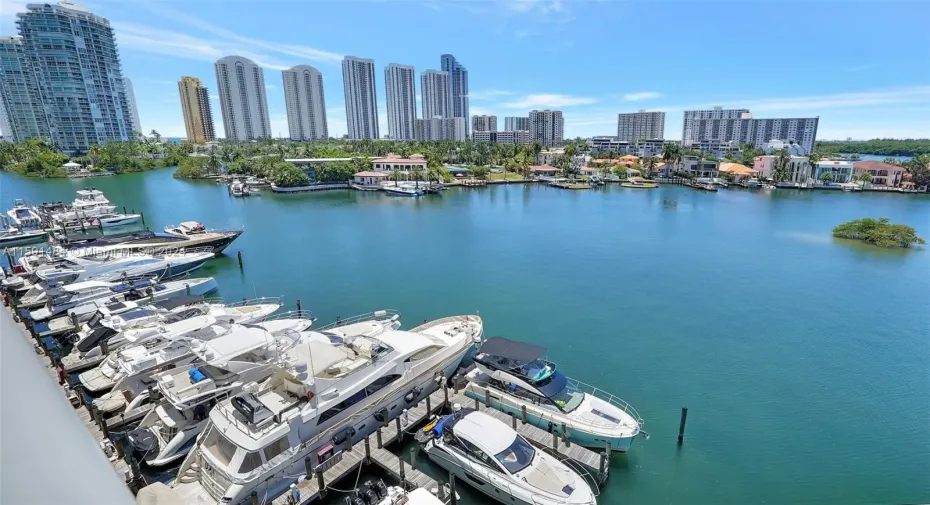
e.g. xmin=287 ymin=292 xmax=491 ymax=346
xmin=462 ymin=336 xmax=644 ymax=452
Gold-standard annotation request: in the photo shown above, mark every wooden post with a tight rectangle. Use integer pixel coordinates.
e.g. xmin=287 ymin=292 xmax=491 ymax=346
xmin=443 ymin=380 xmax=449 ymax=408
xmin=364 ymin=436 xmax=371 ymax=464
xmin=304 ymin=456 xmax=312 ymax=478
xmin=521 ymin=405 xmax=527 ymax=424
xmin=677 ymin=406 xmax=688 ymax=444
xmin=561 ymin=422 xmax=570 ymax=447
xmin=552 ymin=431 xmax=558 ymax=452
xmin=316 ymin=469 xmax=326 ymax=498
xmin=237 ymin=251 xmax=243 ymax=270
xmin=473 ymin=396 xmax=479 ymax=410
xmin=409 ymin=446 xmax=417 ymax=471
xmin=100 ymin=411 xmax=110 ymax=440
xmin=114 ymin=436 xmax=125 ymax=459
xmin=140 ymin=212 xmax=145 ymax=227
xmin=484 ymin=388 xmax=490 ymax=407
xmin=346 ymin=431 xmax=354 ymax=452
xmin=425 ymin=394 xmax=431 ymax=414
xmin=395 ymin=416 xmax=402 ymax=443
xmin=398 ymin=453 xmax=405 ymax=485
xmin=510 ymin=412 xmax=516 ymax=430
xmin=250 ymin=490 xmax=258 ymax=505
xmin=376 ymin=427 xmax=383 ymax=449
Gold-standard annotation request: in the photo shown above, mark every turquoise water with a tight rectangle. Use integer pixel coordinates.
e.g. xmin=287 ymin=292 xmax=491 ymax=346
xmin=2 ymin=169 xmax=928 ymax=505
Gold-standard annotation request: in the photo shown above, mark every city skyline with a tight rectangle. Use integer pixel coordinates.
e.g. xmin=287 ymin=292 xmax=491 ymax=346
xmin=0 ymin=1 xmax=927 ymax=141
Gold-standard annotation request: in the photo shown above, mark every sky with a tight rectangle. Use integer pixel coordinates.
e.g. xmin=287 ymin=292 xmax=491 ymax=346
xmin=1 ymin=0 xmax=929 ymax=141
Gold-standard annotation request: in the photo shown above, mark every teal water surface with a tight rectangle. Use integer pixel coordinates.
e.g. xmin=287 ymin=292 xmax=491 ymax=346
xmin=2 ymin=169 xmax=928 ymax=505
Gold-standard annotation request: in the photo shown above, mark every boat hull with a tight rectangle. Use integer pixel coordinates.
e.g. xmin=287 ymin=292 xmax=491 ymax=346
xmin=423 ymin=444 xmax=536 ymax=505
xmin=0 ymin=231 xmax=48 ymax=247
xmin=462 ymin=389 xmax=635 ymax=452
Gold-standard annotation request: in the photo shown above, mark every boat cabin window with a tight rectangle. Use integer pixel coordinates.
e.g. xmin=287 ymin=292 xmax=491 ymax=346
xmin=404 ymin=345 xmax=443 ymax=362
xmin=494 ymin=436 xmax=535 ymax=474
xmin=458 ymin=438 xmax=502 ymax=473
xmin=203 ymin=428 xmax=238 ymax=465
xmin=262 ymin=436 xmax=290 ymax=462
xmin=238 ymin=451 xmax=263 ymax=473
xmin=317 ymin=374 xmax=401 ymax=425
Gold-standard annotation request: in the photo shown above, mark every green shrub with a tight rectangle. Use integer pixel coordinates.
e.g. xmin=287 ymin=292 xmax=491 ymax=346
xmin=833 ymin=218 xmax=926 ymax=248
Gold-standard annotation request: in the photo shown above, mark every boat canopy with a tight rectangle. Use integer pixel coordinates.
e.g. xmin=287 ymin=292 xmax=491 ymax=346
xmin=76 ymin=326 xmax=119 ymax=353
xmin=476 ymin=337 xmax=546 ymax=368
xmin=154 ymin=295 xmax=204 ymax=310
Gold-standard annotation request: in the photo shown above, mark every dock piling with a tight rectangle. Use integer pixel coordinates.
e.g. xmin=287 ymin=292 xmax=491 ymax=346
xmin=552 ymin=431 xmax=558 ymax=452
xmin=473 ymin=396 xmax=479 ymax=410
xmin=409 ymin=446 xmax=417 ymax=471
xmin=296 ymin=299 xmax=301 ymax=314
xmin=510 ymin=412 xmax=517 ymax=430
xmin=678 ymin=406 xmax=689 ymax=444
xmin=5 ymin=251 xmax=13 ymax=270
xmin=237 ymin=251 xmax=243 ymax=270
xmin=449 ymin=473 xmax=458 ymax=505
xmin=521 ymin=405 xmax=527 ymax=424
xmin=316 ymin=469 xmax=326 ymax=498
xmin=140 ymin=212 xmax=145 ymax=227
xmin=364 ymin=436 xmax=371 ymax=464
xmin=123 ymin=206 xmax=127 ymax=215
xmin=425 ymin=394 xmax=431 ymax=415
xmin=398 ymin=453 xmax=405 ymax=486
xmin=395 ymin=417 xmax=402 ymax=443
xmin=484 ymin=388 xmax=490 ymax=407
xmin=250 ymin=490 xmax=258 ymax=505
xmin=376 ymin=428 xmax=383 ymax=449
xmin=562 ymin=422 xmax=570 ymax=447
xmin=304 ymin=456 xmax=312 ymax=479
xmin=443 ymin=380 xmax=449 ymax=408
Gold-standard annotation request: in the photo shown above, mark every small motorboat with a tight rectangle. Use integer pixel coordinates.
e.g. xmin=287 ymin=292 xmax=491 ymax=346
xmin=384 ymin=182 xmax=423 ymax=197
xmin=229 ymin=179 xmax=247 ymax=197
xmin=620 ymin=177 xmax=658 ymax=189
xmin=95 ymin=213 xmax=143 ymax=227
xmin=6 ymin=199 xmax=42 ymax=228
xmin=418 ymin=406 xmax=597 ymax=505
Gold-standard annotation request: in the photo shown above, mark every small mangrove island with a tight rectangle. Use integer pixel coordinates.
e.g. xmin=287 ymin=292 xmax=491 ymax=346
xmin=833 ymin=218 xmax=926 ymax=248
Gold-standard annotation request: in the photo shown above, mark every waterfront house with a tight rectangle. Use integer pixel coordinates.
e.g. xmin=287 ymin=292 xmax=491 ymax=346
xmin=681 ymin=156 xmax=719 ymax=178
xmin=718 ymin=162 xmax=759 ymax=182
xmin=371 ymin=153 xmax=427 ymax=176
xmin=753 ymin=155 xmax=812 ymax=185
xmin=530 ymin=165 xmax=560 ymax=178
xmin=537 ymin=149 xmax=564 ymax=165
xmin=853 ymin=161 xmax=905 ymax=187
xmin=352 ymin=171 xmax=389 ymax=186
xmin=814 ymin=160 xmax=854 ymax=183
xmin=62 ymin=161 xmax=82 ymax=173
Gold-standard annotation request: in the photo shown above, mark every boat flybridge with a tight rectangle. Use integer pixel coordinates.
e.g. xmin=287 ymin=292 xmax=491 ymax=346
xmin=64 ymin=188 xmax=116 ymax=217
xmin=25 ymin=276 xmax=218 ymax=321
xmin=65 ymin=296 xmax=282 ymax=361
xmin=81 ymin=313 xmax=314 ymax=414
xmin=418 ymin=406 xmax=596 ymax=505
xmin=463 ymin=337 xmax=644 ymax=452
xmin=128 ymin=323 xmax=306 ymax=467
xmin=6 ymin=199 xmax=42 ymax=228
xmin=171 ymin=312 xmax=483 ymax=505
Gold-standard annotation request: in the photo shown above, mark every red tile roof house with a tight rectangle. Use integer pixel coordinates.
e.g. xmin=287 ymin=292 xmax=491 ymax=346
xmin=853 ymin=161 xmax=906 ymax=187
xmin=372 ymin=153 xmax=427 ymax=176
xmin=530 ymin=165 xmax=560 ymax=178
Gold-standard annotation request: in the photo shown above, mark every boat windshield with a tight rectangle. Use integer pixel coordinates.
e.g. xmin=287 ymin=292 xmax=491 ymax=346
xmin=536 ymin=371 xmax=585 ymax=413
xmin=494 ymin=436 xmax=535 ymax=474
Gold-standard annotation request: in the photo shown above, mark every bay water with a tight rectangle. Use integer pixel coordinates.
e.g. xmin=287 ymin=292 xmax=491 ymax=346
xmin=1 ymin=169 xmax=927 ymax=505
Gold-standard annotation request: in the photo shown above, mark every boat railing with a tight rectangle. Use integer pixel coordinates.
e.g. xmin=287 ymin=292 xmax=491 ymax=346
xmin=251 ymin=309 xmax=315 ymax=326
xmin=567 ymin=377 xmax=644 ymax=427
xmin=219 ymin=296 xmax=285 ymax=309
xmin=409 ymin=314 xmax=481 ymax=334
xmin=539 ymin=447 xmax=601 ymax=499
xmin=315 ymin=309 xmax=399 ymax=331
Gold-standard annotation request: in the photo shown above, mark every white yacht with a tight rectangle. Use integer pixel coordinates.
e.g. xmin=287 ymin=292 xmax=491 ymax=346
xmin=83 ymin=315 xmax=314 ymax=414
xmin=229 ymin=180 xmax=246 ymax=197
xmin=34 ymin=249 xmax=214 ymax=284
xmin=418 ymin=407 xmax=596 ymax=505
xmin=6 ymin=199 xmax=42 ymax=228
xmin=463 ymin=337 xmax=643 ymax=452
xmin=127 ymin=324 xmax=303 ymax=466
xmin=0 ymin=227 xmax=48 ymax=247
xmin=94 ymin=212 xmax=143 ymax=228
xmin=26 ymin=276 xmax=218 ymax=321
xmin=171 ymin=312 xmax=482 ymax=505
xmin=66 ymin=296 xmax=281 ymax=361
xmin=66 ymin=188 xmax=117 ymax=216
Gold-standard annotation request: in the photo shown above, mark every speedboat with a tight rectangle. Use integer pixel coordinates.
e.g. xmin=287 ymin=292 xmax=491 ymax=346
xmin=0 ymin=227 xmax=47 ymax=247
xmin=229 ymin=180 xmax=247 ymax=197
xmin=170 ymin=312 xmax=482 ymax=505
xmin=27 ymin=276 xmax=218 ymax=322
xmin=65 ymin=295 xmax=280 ymax=361
xmin=127 ymin=323 xmax=305 ymax=466
xmin=741 ymin=178 xmax=761 ymax=188
xmin=384 ymin=183 xmax=422 ymax=197
xmin=161 ymin=222 xmax=243 ymax=254
xmin=34 ymin=249 xmax=214 ymax=284
xmin=6 ymin=199 xmax=42 ymax=228
xmin=83 ymin=314 xmax=314 ymax=414
xmin=95 ymin=213 xmax=143 ymax=227
xmin=463 ymin=337 xmax=644 ymax=452
xmin=418 ymin=406 xmax=596 ymax=505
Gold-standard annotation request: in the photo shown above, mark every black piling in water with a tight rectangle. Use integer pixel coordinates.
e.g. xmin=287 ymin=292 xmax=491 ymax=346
xmin=398 ymin=453 xmax=406 ymax=485
xmin=678 ymin=406 xmax=689 ymax=444
xmin=304 ymin=456 xmax=312 ymax=478
xmin=6 ymin=252 xmax=13 ymax=270
xmin=521 ymin=405 xmax=527 ymax=424
xmin=296 ymin=299 xmax=302 ymax=314
xmin=140 ymin=212 xmax=145 ymax=227
xmin=123 ymin=206 xmax=127 ymax=215
xmin=364 ymin=436 xmax=371 ymax=464
xmin=237 ymin=251 xmax=243 ymax=270
xmin=316 ymin=470 xmax=326 ymax=498
xmin=395 ymin=416 xmax=402 ymax=443
xmin=449 ymin=473 xmax=458 ymax=505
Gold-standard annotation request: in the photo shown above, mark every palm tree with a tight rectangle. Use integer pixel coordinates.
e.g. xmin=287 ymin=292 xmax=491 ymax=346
xmin=150 ymin=129 xmax=161 ymax=143
xmin=772 ymin=148 xmax=791 ymax=182
xmin=391 ymin=168 xmax=403 ymax=187
xmin=411 ymin=165 xmax=424 ymax=189
xmin=662 ymin=142 xmax=681 ymax=175
xmin=530 ymin=141 xmax=543 ymax=164
xmin=563 ymin=143 xmax=578 ymax=179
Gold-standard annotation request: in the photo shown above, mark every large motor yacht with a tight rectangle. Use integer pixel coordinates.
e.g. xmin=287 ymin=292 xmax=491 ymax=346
xmin=463 ymin=337 xmax=644 ymax=452
xmin=81 ymin=314 xmax=314 ymax=415
xmin=65 ymin=296 xmax=282 ymax=361
xmin=25 ymin=276 xmax=218 ymax=322
xmin=170 ymin=312 xmax=482 ymax=505
xmin=6 ymin=199 xmax=42 ymax=228
xmin=127 ymin=323 xmax=305 ymax=466
xmin=33 ymin=249 xmax=215 ymax=284
xmin=418 ymin=406 xmax=596 ymax=505
xmin=65 ymin=221 xmax=242 ymax=256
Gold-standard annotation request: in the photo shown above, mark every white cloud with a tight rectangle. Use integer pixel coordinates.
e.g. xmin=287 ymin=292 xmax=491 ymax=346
xmin=505 ymin=0 xmax=564 ymax=15
xmin=265 ymin=84 xmax=277 ymax=90
xmin=623 ymin=91 xmax=662 ymax=102
xmin=140 ymin=4 xmax=343 ymax=66
xmin=469 ymin=89 xmax=513 ymax=101
xmin=503 ymin=94 xmax=596 ymax=109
